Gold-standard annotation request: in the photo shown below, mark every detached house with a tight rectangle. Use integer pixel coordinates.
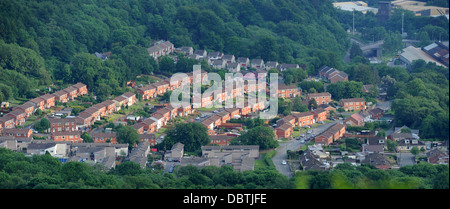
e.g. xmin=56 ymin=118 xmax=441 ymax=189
xmin=194 ymin=50 xmax=207 ymax=59
xmin=237 ymin=57 xmax=250 ymax=68
xmin=277 ymin=63 xmax=299 ymax=72
xmin=222 ymin=55 xmax=235 ymax=63
xmin=208 ymin=52 xmax=223 ymax=61
xmin=251 ymin=59 xmax=264 ymax=69
xmin=212 ymin=59 xmax=226 ymax=69
xmin=344 ymin=113 xmax=365 ymax=126
xmin=276 ymin=123 xmax=294 ymax=139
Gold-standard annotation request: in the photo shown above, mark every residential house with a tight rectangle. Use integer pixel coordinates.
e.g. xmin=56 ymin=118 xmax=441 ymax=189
xmin=362 ymin=137 xmax=387 ymax=153
xmin=194 ymin=50 xmax=207 ymax=59
xmin=226 ymin=62 xmax=240 ymax=73
xmin=265 ymin=61 xmax=278 ymax=70
xmin=91 ymin=103 xmax=107 ymax=117
xmin=40 ymin=94 xmax=56 ymax=109
xmin=209 ymin=114 xmax=222 ymax=127
xmin=312 ymin=108 xmax=327 ymax=122
xmin=179 ymin=46 xmax=194 ymax=55
xmin=426 ymin=149 xmax=449 ymax=165
xmin=122 ymin=92 xmax=137 ymax=107
xmin=27 ymin=141 xmax=68 ymax=158
xmin=396 ymin=139 xmax=426 ymax=152
xmin=5 ymin=109 xmax=26 ymax=126
xmin=70 ymin=143 xmax=117 ymax=169
xmin=49 ymin=117 xmax=77 ymax=132
xmin=278 ymin=83 xmax=301 ymax=98
xmin=29 ymin=97 xmax=45 ymax=111
xmin=209 ymin=135 xmax=235 ymax=146
xmin=388 ymin=132 xmax=418 ymax=141
xmin=328 ymin=71 xmax=348 ymax=83
xmin=164 ymin=142 xmax=184 ymax=161
xmin=53 ymin=90 xmax=69 ymax=103
xmin=112 ymin=95 xmax=128 ymax=111
xmin=75 ymin=112 xmax=94 ymax=128
xmin=101 ymin=100 xmax=116 ymax=115
xmin=136 ymin=85 xmax=157 ymax=100
xmin=340 ymin=98 xmax=366 ymax=111
xmin=139 ymin=133 xmax=156 ymax=145
xmin=276 ymin=122 xmax=294 ymax=139
xmin=237 ymin=57 xmax=250 ymax=68
xmin=212 ymin=59 xmax=226 ymax=69
xmin=63 ymin=86 xmax=78 ymax=100
xmin=1 ymin=128 xmax=33 ymax=138
xmin=51 ymin=131 xmax=82 ymax=143
xmin=153 ymin=81 xmax=170 ymax=96
xmin=299 ymin=150 xmax=328 ymax=171
xmin=216 ymin=111 xmax=231 ymax=124
xmin=251 ymin=59 xmax=264 ymax=69
xmin=150 ymin=112 xmax=166 ymax=130
xmin=277 ymin=63 xmax=299 ymax=72
xmin=368 ymin=107 xmax=384 ymax=120
xmin=0 ymin=116 xmax=15 ymax=129
xmin=140 ymin=118 xmax=157 ymax=134
xmin=224 ymin=108 xmax=240 ymax=120
xmin=72 ymin=83 xmax=88 ymax=96
xmin=200 ymin=145 xmax=259 ymax=172
xmin=177 ymin=105 xmax=193 ymax=117
xmin=361 ymin=153 xmax=391 ymax=170
xmin=208 ymin=52 xmax=223 ymax=61
xmin=344 ymin=113 xmax=365 ymax=126
xmin=293 ymin=112 xmax=315 ymax=127
xmin=315 ymin=123 xmax=345 ymax=145
xmin=14 ymin=102 xmax=35 ymax=118
xmin=201 ymin=118 xmax=215 ymax=130
xmin=147 ymin=40 xmax=174 ymax=59
xmin=278 ymin=115 xmax=296 ymax=127
xmin=222 ymin=55 xmax=235 ymax=64
xmin=306 ymin=92 xmax=332 ymax=105
xmin=91 ymin=132 xmax=117 ymax=144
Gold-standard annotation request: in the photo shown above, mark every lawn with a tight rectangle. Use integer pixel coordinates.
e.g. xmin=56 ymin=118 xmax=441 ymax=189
xmin=254 ymin=149 xmax=277 ymax=170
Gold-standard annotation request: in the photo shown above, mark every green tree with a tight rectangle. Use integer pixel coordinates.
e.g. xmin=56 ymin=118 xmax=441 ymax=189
xmin=116 ymin=125 xmax=140 ymax=149
xmin=232 ymin=126 xmax=277 ymax=150
xmin=161 ymin=122 xmax=210 ymax=153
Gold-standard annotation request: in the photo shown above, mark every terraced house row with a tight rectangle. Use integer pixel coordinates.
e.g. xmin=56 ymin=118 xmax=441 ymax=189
xmin=0 ymin=83 xmax=88 ymax=130
xmin=275 ymin=108 xmax=330 ymax=139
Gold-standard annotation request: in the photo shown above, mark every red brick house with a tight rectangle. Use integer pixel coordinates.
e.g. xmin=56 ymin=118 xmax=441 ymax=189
xmin=238 ymin=103 xmax=252 ymax=116
xmin=40 ymin=94 xmax=56 ymax=109
xmin=140 ymin=118 xmax=157 ymax=133
xmin=344 ymin=113 xmax=365 ymax=126
xmin=30 ymin=97 xmax=45 ymax=111
xmin=315 ymin=132 xmax=334 ymax=145
xmin=340 ymin=98 xmax=366 ymax=111
xmin=368 ymin=108 xmax=384 ymax=120
xmin=276 ymin=123 xmax=294 ymax=139
xmin=177 ymin=105 xmax=193 ymax=117
xmin=53 ymin=90 xmax=69 ymax=103
xmin=312 ymin=108 xmax=327 ymax=122
xmin=306 ymin=92 xmax=332 ymax=105
xmin=0 ymin=116 xmax=15 ymax=129
xmin=5 ymin=109 xmax=26 ymax=126
xmin=1 ymin=128 xmax=33 ymax=138
xmin=217 ymin=111 xmax=231 ymax=124
xmin=72 ymin=83 xmax=88 ymax=96
xmin=76 ymin=112 xmax=94 ymax=127
xmin=150 ymin=112 xmax=167 ymax=129
xmin=201 ymin=118 xmax=215 ymax=130
xmin=14 ymin=102 xmax=35 ymax=118
xmin=278 ymin=83 xmax=301 ymax=98
xmin=278 ymin=115 xmax=296 ymax=127
xmin=113 ymin=95 xmax=128 ymax=110
xmin=225 ymin=108 xmax=240 ymax=120
xmin=91 ymin=132 xmax=117 ymax=144
xmin=139 ymin=134 xmax=157 ymax=145
xmin=136 ymin=85 xmax=157 ymax=100
xmin=51 ymin=131 xmax=82 ymax=143
xmin=293 ymin=112 xmax=315 ymax=127
xmin=91 ymin=103 xmax=107 ymax=117
xmin=48 ymin=117 xmax=77 ymax=132
xmin=209 ymin=135 xmax=235 ymax=146
xmin=63 ymin=86 xmax=78 ymax=100
xmin=209 ymin=115 xmax=222 ymax=127
xmin=101 ymin=100 xmax=116 ymax=115
xmin=154 ymin=81 xmax=170 ymax=96
xmin=132 ymin=123 xmax=145 ymax=134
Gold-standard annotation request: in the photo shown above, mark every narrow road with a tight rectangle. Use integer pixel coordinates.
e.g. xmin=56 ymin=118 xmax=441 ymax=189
xmin=272 ymin=120 xmax=341 ymax=178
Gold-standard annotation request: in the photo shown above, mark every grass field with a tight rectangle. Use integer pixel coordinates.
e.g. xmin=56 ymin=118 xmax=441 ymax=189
xmin=254 ymin=149 xmax=277 ymax=170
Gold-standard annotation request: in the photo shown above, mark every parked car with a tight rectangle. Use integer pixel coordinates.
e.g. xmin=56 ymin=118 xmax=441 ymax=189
xmin=282 ymin=160 xmax=287 ymax=165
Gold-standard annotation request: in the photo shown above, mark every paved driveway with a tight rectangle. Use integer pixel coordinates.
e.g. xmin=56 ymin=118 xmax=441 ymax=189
xmin=398 ymin=152 xmax=415 ymax=167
